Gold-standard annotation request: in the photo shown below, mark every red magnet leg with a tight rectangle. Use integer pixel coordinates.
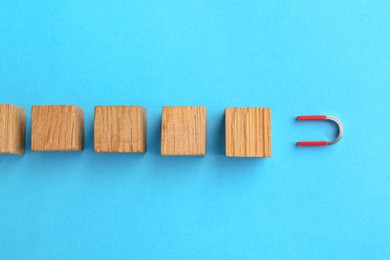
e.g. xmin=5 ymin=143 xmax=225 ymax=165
xmin=297 ymin=141 xmax=329 ymax=146
xmin=297 ymin=116 xmax=327 ymax=120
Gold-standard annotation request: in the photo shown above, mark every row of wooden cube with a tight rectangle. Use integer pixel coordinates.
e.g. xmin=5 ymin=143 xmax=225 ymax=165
xmin=0 ymin=104 xmax=271 ymax=157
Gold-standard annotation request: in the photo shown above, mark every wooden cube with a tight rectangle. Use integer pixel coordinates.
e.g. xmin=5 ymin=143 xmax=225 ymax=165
xmin=31 ymin=105 xmax=84 ymax=151
xmin=225 ymin=108 xmax=271 ymax=157
xmin=94 ymin=106 xmax=146 ymax=153
xmin=0 ymin=104 xmax=26 ymax=155
xmin=161 ymin=106 xmax=206 ymax=156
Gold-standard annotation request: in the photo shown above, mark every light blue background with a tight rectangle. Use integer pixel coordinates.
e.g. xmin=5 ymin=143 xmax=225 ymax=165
xmin=1 ymin=0 xmax=389 ymax=259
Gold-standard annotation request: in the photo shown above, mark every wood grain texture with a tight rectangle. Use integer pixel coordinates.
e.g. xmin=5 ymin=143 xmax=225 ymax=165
xmin=0 ymin=104 xmax=26 ymax=155
xmin=31 ymin=105 xmax=84 ymax=151
xmin=94 ymin=106 xmax=146 ymax=153
xmin=161 ymin=106 xmax=206 ymax=156
xmin=225 ymin=108 xmax=271 ymax=157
